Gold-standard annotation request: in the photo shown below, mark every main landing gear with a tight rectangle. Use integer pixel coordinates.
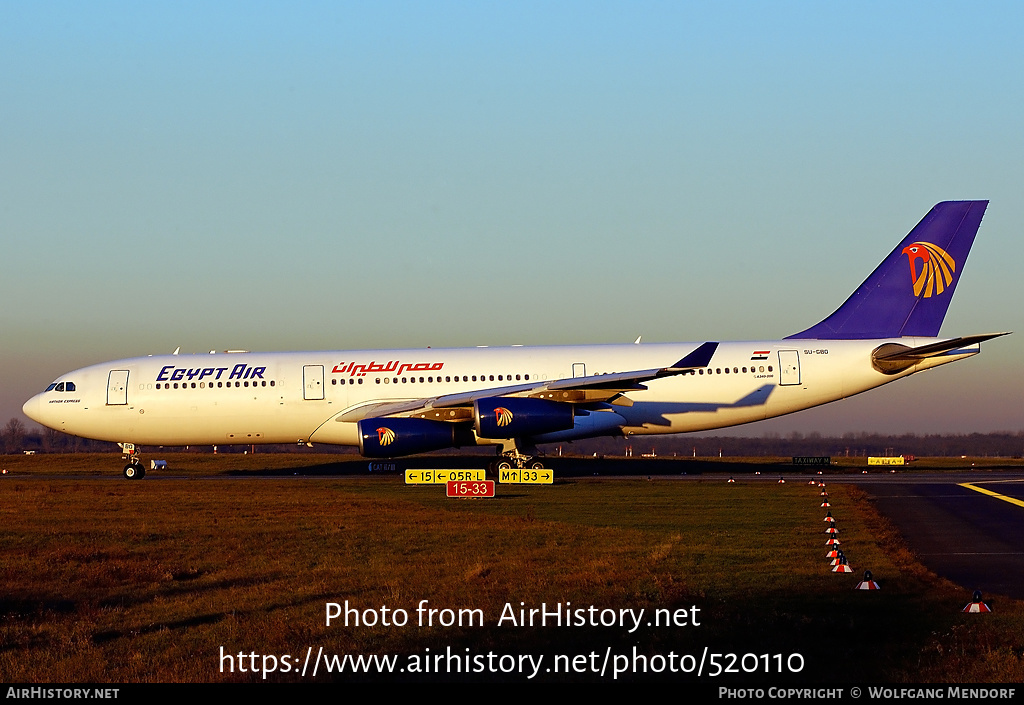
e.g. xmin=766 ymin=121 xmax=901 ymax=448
xmin=119 ymin=443 xmax=146 ymax=480
xmin=488 ymin=447 xmax=545 ymax=472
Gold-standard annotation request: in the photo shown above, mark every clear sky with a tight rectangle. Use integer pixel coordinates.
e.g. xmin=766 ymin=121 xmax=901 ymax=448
xmin=2 ymin=1 xmax=1022 ymax=435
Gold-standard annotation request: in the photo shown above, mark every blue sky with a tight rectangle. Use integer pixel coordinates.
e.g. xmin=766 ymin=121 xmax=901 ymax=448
xmin=2 ymin=1 xmax=1022 ymax=435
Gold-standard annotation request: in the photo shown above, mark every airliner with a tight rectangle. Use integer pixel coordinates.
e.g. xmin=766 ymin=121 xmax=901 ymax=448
xmin=23 ymin=201 xmax=1006 ymax=479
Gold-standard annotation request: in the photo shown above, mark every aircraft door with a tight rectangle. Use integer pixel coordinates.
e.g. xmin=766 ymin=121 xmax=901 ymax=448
xmin=572 ymin=363 xmax=586 ymax=378
xmin=778 ymin=350 xmax=801 ymax=386
xmin=107 ymin=370 xmax=129 ymax=405
xmin=303 ymin=365 xmax=325 ymax=400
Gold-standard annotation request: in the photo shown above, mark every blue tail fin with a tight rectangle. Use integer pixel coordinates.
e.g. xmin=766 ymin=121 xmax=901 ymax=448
xmin=787 ymin=201 xmax=988 ymax=340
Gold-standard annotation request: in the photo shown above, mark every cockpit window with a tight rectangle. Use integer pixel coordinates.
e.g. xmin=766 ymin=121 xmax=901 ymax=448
xmin=45 ymin=381 xmax=76 ymax=392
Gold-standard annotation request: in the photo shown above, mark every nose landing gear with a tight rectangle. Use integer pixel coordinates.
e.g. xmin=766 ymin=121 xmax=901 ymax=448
xmin=119 ymin=443 xmax=146 ymax=480
xmin=123 ymin=463 xmax=145 ymax=479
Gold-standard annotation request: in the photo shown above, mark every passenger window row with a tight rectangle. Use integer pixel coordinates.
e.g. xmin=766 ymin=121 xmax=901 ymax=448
xmin=687 ymin=366 xmax=773 ymax=375
xmin=155 ymin=380 xmax=277 ymax=389
xmin=363 ymin=373 xmax=532 ymax=385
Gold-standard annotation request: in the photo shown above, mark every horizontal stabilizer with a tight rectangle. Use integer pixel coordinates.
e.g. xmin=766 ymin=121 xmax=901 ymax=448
xmin=871 ymin=332 xmax=1009 ymax=374
xmin=873 ymin=333 xmax=1010 ymax=361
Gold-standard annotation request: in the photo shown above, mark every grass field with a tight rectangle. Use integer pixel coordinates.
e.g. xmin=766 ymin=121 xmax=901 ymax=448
xmin=2 ymin=454 xmax=1022 ymax=682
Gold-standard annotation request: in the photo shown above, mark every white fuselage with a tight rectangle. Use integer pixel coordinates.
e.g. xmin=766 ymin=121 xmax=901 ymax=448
xmin=22 ymin=338 xmax=976 ymax=449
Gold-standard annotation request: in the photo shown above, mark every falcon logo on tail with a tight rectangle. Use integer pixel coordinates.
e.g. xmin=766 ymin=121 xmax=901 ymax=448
xmin=902 ymin=242 xmax=955 ymax=298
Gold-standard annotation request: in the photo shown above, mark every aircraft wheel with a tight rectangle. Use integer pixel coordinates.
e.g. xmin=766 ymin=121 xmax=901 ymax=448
xmin=530 ymin=461 xmax=544 ymax=470
xmin=123 ymin=464 xmax=140 ymax=480
xmin=497 ymin=461 xmax=512 ymax=471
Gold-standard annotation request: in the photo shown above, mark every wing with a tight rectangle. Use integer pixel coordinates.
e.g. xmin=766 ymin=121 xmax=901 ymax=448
xmin=336 ymin=342 xmax=719 ymax=422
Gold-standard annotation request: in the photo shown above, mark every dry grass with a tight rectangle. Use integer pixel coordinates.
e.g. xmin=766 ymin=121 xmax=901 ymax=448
xmin=1 ymin=455 xmax=1022 ymax=682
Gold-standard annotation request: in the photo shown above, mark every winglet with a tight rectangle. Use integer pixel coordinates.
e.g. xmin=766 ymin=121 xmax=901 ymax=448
xmin=668 ymin=341 xmax=719 ymax=371
xmin=788 ymin=201 xmax=988 ymax=339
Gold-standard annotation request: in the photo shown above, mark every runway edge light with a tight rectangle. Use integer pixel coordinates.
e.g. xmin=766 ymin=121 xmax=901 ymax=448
xmin=963 ymin=590 xmax=992 ymax=613
xmin=855 ymin=570 xmax=881 ymax=590
xmin=832 ymin=554 xmax=853 ymax=573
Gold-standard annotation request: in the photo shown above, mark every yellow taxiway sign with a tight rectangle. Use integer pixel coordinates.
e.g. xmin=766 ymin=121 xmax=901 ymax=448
xmin=405 ymin=469 xmax=487 ymax=485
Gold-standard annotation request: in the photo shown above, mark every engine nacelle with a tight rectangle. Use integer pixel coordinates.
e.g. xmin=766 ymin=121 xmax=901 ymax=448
xmin=474 ymin=397 xmax=575 ymax=438
xmin=358 ymin=417 xmax=459 ymax=457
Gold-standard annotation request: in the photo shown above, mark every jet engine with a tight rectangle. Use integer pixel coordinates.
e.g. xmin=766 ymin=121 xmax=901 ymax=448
xmin=358 ymin=417 xmax=463 ymax=457
xmin=474 ymin=397 xmax=575 ymax=438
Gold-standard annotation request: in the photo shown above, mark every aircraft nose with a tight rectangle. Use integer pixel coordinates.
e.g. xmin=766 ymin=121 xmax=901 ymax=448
xmin=22 ymin=394 xmax=42 ymax=424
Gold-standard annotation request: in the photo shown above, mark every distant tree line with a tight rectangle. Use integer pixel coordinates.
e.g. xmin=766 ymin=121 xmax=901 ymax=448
xmin=2 ymin=419 xmax=120 ymax=454
xmin=577 ymin=432 xmax=1024 ymax=459
xmin=4 ymin=418 xmax=1024 ymax=458
xmin=1 ymin=420 xmax=347 ymax=455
